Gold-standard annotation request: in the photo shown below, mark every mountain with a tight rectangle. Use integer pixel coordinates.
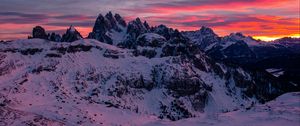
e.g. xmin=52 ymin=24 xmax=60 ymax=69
xmin=1 ymin=12 xmax=299 ymax=125
xmin=0 ymin=37 xmax=296 ymax=125
xmin=61 ymin=25 xmax=83 ymax=42
xmin=88 ymin=12 xmax=127 ymax=45
xmin=29 ymin=25 xmax=82 ymax=43
xmin=144 ymin=92 xmax=300 ymax=126
xmin=183 ymin=27 xmax=300 ymax=86
xmin=31 ymin=26 xmax=48 ymax=39
xmin=182 ymin=26 xmax=220 ymax=50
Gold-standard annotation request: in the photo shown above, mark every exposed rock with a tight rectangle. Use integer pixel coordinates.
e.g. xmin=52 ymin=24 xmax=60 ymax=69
xmin=151 ymin=24 xmax=172 ymax=40
xmin=118 ymin=18 xmax=150 ymax=48
xmin=48 ymin=32 xmax=61 ymax=42
xmin=182 ymin=26 xmax=220 ymax=50
xmin=32 ymin=26 xmax=48 ymax=39
xmin=88 ymin=12 xmax=126 ymax=44
xmin=61 ymin=25 xmax=83 ymax=42
xmin=136 ymin=33 xmax=166 ymax=47
xmin=115 ymin=13 xmax=127 ymax=27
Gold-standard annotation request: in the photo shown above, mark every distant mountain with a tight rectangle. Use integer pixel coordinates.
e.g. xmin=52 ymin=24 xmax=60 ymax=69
xmin=182 ymin=26 xmax=220 ymax=50
xmin=26 ymin=12 xmax=300 ymax=86
xmin=61 ymin=25 xmax=83 ymax=42
xmin=183 ymin=28 xmax=300 ymax=86
xmin=88 ymin=12 xmax=127 ymax=44
xmin=273 ymin=37 xmax=300 ymax=44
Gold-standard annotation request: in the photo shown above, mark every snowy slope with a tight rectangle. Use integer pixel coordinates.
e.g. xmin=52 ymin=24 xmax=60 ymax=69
xmin=0 ymin=39 xmax=293 ymax=125
xmin=143 ymin=92 xmax=300 ymax=126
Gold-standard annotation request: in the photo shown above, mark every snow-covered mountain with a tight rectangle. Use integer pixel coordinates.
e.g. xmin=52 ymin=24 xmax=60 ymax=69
xmin=182 ymin=26 xmax=220 ymax=50
xmin=0 ymin=38 xmax=295 ymax=125
xmin=61 ymin=25 xmax=83 ymax=42
xmin=0 ymin=12 xmax=299 ymax=125
xmin=88 ymin=12 xmax=127 ymax=45
xmin=183 ymin=27 xmax=300 ymax=86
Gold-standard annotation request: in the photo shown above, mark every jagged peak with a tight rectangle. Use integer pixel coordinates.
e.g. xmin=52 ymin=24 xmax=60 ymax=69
xmin=199 ymin=26 xmax=216 ymax=36
xmin=61 ymin=25 xmax=83 ymax=42
xmin=96 ymin=14 xmax=105 ymax=21
xmin=114 ymin=13 xmax=127 ymax=27
xmin=106 ymin=11 xmax=113 ymax=17
xmin=229 ymin=32 xmax=246 ymax=38
xmin=114 ymin=13 xmax=122 ymax=18
xmin=143 ymin=21 xmax=150 ymax=29
xmin=32 ymin=26 xmax=48 ymax=39
xmin=157 ymin=24 xmax=168 ymax=28
xmin=105 ymin=11 xmax=115 ymax=22
xmin=68 ymin=25 xmax=76 ymax=32
xmin=128 ymin=17 xmax=150 ymax=30
xmin=135 ymin=17 xmax=142 ymax=23
xmin=97 ymin=13 xmax=104 ymax=18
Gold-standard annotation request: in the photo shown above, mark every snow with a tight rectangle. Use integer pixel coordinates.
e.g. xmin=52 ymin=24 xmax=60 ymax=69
xmin=137 ymin=33 xmax=166 ymax=42
xmin=266 ymin=68 xmax=284 ymax=77
xmin=0 ymin=39 xmax=298 ymax=126
xmin=109 ymin=24 xmax=127 ymax=45
xmin=228 ymin=33 xmax=264 ymax=46
xmin=142 ymin=92 xmax=300 ymax=126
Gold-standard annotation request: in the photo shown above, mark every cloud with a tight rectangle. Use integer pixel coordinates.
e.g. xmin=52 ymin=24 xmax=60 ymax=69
xmin=0 ymin=0 xmax=299 ymax=40
xmin=53 ymin=15 xmax=95 ymax=21
xmin=0 ymin=11 xmax=95 ymax=24
xmin=45 ymin=21 xmax=93 ymax=27
xmin=142 ymin=14 xmax=299 ymax=37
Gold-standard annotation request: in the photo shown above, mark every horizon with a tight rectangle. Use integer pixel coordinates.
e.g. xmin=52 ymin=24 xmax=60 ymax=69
xmin=0 ymin=0 xmax=299 ymax=41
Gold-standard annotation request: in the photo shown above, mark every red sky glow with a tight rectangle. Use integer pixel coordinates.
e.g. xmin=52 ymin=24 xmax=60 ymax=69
xmin=0 ymin=0 xmax=299 ymax=41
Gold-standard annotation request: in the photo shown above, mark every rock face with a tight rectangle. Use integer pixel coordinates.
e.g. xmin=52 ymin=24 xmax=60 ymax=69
xmin=0 ymin=39 xmax=294 ymax=124
xmin=115 ymin=13 xmax=127 ymax=27
xmin=136 ymin=33 xmax=166 ymax=47
xmin=48 ymin=32 xmax=61 ymax=42
xmin=118 ymin=18 xmax=150 ymax=49
xmin=3 ymin=12 xmax=300 ymax=125
xmin=184 ymin=27 xmax=300 ymax=88
xmin=32 ymin=26 xmax=48 ymax=39
xmin=151 ymin=25 xmax=173 ymax=40
xmin=182 ymin=26 xmax=220 ymax=50
xmin=61 ymin=25 xmax=83 ymax=42
xmin=88 ymin=12 xmax=127 ymax=44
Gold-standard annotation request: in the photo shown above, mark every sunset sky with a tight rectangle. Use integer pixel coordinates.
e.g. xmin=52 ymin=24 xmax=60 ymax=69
xmin=0 ymin=0 xmax=299 ymax=41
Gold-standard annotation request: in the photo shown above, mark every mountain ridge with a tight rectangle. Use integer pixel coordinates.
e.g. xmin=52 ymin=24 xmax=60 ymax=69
xmin=0 ymin=12 xmax=299 ymax=125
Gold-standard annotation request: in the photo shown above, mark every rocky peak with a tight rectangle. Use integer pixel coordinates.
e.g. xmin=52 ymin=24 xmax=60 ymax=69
xmin=273 ymin=37 xmax=300 ymax=44
xmin=225 ymin=32 xmax=260 ymax=46
xmin=114 ymin=13 xmax=127 ymax=27
xmin=105 ymin=11 xmax=119 ymax=31
xmin=182 ymin=26 xmax=220 ymax=50
xmin=151 ymin=24 xmax=172 ymax=40
xmin=32 ymin=26 xmax=48 ymax=39
xmin=93 ymin=14 xmax=108 ymax=33
xmin=229 ymin=32 xmax=246 ymax=38
xmin=126 ymin=18 xmax=149 ymax=38
xmin=48 ymin=32 xmax=61 ymax=42
xmin=199 ymin=26 xmax=217 ymax=36
xmin=61 ymin=25 xmax=83 ymax=42
xmin=143 ymin=21 xmax=150 ymax=30
xmin=88 ymin=12 xmax=126 ymax=44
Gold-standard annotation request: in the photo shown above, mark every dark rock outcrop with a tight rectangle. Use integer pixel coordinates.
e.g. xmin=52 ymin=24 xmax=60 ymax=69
xmin=61 ymin=25 xmax=83 ymax=42
xmin=118 ymin=18 xmax=150 ymax=48
xmin=32 ymin=26 xmax=48 ymax=39
xmin=115 ymin=14 xmax=127 ymax=27
xmin=182 ymin=26 xmax=220 ymax=50
xmin=88 ymin=12 xmax=127 ymax=44
xmin=48 ymin=33 xmax=61 ymax=42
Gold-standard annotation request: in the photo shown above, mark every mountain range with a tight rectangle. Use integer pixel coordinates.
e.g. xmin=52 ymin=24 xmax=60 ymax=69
xmin=0 ymin=12 xmax=299 ymax=126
